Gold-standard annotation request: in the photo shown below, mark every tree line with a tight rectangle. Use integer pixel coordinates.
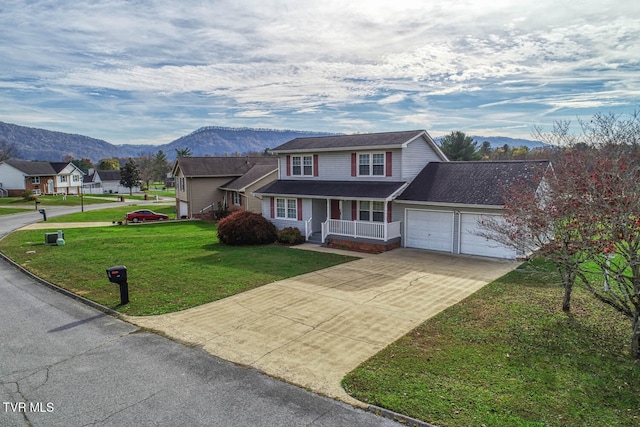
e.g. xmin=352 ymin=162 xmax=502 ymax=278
xmin=439 ymin=130 xmax=550 ymax=161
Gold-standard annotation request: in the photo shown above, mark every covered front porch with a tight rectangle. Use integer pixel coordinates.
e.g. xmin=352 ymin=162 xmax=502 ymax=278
xmin=306 ymin=198 xmax=401 ymax=248
xmin=257 ymin=179 xmax=407 ymax=252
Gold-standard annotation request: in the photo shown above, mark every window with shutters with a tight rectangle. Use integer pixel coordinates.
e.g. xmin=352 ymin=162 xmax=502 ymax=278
xmin=291 ymin=155 xmax=313 ymax=176
xmin=276 ymin=197 xmax=298 ymax=219
xmin=357 ymin=153 xmax=386 ymax=176
xmin=358 ymin=200 xmax=385 ymax=222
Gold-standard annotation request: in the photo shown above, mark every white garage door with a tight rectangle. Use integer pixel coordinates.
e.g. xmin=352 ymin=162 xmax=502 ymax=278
xmin=178 ymin=201 xmax=188 ymax=218
xmin=460 ymin=214 xmax=515 ymax=259
xmin=406 ymin=210 xmax=453 ymax=252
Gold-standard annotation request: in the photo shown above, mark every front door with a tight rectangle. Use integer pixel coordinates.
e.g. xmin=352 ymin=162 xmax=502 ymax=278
xmin=330 ymin=199 xmax=341 ymax=220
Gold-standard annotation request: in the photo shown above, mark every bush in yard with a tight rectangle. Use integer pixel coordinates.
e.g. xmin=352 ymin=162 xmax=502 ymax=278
xmin=277 ymin=227 xmax=305 ymax=245
xmin=22 ymin=190 xmax=37 ymax=202
xmin=217 ymin=211 xmax=277 ymax=245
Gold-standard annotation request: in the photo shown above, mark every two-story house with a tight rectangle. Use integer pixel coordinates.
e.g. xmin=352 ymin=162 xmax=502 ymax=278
xmin=255 ymin=130 xmax=550 ymax=259
xmin=254 ymin=130 xmax=448 ymax=252
xmin=0 ymin=160 xmax=84 ymax=196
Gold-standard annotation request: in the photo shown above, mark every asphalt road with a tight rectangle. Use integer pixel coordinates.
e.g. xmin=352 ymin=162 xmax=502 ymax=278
xmin=0 ymin=207 xmax=400 ymax=427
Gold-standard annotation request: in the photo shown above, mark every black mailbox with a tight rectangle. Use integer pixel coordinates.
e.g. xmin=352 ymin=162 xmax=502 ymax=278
xmin=106 ymin=265 xmax=129 ymax=305
xmin=106 ymin=265 xmax=127 ymax=284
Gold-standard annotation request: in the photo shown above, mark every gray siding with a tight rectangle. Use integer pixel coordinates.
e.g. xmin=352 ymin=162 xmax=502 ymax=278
xmin=261 ymin=197 xmax=311 ymax=233
xmin=401 ymin=135 xmax=443 ymax=181
xmin=279 ymin=149 xmax=404 ymax=182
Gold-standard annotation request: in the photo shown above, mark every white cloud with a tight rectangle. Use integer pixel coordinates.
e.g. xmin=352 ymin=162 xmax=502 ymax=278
xmin=0 ymin=0 xmax=638 ymax=143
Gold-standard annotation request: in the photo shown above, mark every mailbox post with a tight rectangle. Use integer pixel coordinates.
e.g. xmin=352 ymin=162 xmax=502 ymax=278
xmin=106 ymin=265 xmax=129 ymax=305
xmin=38 ymin=208 xmax=46 ymax=221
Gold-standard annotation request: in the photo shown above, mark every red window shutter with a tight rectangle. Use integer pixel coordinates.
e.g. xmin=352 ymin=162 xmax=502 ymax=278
xmin=386 ymin=152 xmax=392 ymax=177
xmin=313 ymin=154 xmax=319 ymax=176
xmin=297 ymin=198 xmax=302 ymax=220
xmin=286 ymin=155 xmax=291 ymax=176
xmin=387 ymin=201 xmax=392 ymax=223
xmin=351 ymin=153 xmax=357 ymax=176
xmin=270 ymin=197 xmax=275 ymax=218
xmin=352 ymin=200 xmax=357 ymax=221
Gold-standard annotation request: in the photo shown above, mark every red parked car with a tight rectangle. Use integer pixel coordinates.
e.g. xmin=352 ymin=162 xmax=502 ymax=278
xmin=125 ymin=209 xmax=169 ymax=223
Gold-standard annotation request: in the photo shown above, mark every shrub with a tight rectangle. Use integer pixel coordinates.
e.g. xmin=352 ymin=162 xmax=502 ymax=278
xmin=277 ymin=227 xmax=305 ymax=245
xmin=22 ymin=190 xmax=37 ymax=201
xmin=217 ymin=211 xmax=277 ymax=245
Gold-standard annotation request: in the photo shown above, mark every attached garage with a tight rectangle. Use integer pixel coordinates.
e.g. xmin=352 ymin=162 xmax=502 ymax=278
xmin=405 ymin=210 xmax=454 ymax=252
xmin=459 ymin=213 xmax=516 ymax=259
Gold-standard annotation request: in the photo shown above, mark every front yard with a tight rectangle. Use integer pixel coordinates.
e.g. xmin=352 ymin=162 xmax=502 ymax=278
xmin=0 ymin=220 xmax=356 ymax=315
xmin=342 ymin=259 xmax=640 ymax=427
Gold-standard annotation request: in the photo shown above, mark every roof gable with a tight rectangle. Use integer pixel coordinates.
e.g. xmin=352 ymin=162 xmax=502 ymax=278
xmin=219 ymin=163 xmax=277 ymax=191
xmin=398 ymin=160 xmax=550 ymax=206
xmin=271 ymin=130 xmax=432 ymax=153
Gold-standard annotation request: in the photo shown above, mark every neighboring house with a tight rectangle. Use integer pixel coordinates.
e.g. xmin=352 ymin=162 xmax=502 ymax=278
xmin=83 ymin=169 xmax=139 ymax=194
xmin=0 ymin=160 xmax=84 ymax=196
xmin=254 ymin=130 xmax=448 ymax=252
xmin=172 ymin=157 xmax=278 ymax=218
xmin=255 ymin=130 xmax=549 ymax=259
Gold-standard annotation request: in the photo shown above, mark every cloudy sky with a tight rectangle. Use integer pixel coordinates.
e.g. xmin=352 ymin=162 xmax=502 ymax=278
xmin=1 ymin=0 xmax=638 ymax=145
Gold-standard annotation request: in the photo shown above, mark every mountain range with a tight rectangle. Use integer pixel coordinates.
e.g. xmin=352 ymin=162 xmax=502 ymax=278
xmin=0 ymin=121 xmax=544 ymax=162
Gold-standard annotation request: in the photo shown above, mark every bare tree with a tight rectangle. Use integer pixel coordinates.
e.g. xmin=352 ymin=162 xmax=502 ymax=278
xmin=480 ymin=111 xmax=640 ymax=358
xmin=0 ymin=137 xmax=17 ymax=162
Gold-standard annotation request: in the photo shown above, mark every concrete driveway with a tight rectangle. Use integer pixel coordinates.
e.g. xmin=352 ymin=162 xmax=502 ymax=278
xmin=128 ymin=247 xmax=518 ymax=406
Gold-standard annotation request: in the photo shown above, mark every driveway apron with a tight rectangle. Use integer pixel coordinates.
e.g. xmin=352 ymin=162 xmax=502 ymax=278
xmin=127 ymin=248 xmax=518 ymax=406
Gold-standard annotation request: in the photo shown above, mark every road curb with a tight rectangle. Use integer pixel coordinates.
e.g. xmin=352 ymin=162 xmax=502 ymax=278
xmin=0 ymin=252 xmax=121 ymax=318
xmin=368 ymin=404 xmax=438 ymax=427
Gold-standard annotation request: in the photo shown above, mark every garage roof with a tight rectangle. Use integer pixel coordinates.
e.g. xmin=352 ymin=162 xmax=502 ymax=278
xmin=398 ymin=160 xmax=550 ymax=206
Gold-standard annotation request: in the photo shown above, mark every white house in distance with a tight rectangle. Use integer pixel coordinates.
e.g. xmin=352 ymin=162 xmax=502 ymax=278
xmin=0 ymin=160 xmax=84 ymax=196
xmin=83 ymin=169 xmax=140 ymax=194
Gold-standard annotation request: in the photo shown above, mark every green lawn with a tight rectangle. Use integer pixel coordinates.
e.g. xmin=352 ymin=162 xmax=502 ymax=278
xmin=342 ymin=259 xmax=640 ymax=427
xmin=0 ymin=195 xmax=115 ymax=206
xmin=43 ymin=205 xmax=176 ymax=223
xmin=0 ymin=207 xmax=32 ymax=216
xmin=0 ymin=220 xmax=356 ymax=316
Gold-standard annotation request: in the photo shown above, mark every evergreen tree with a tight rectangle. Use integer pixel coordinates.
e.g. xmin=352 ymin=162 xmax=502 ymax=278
xmin=120 ymin=158 xmax=142 ymax=195
xmin=439 ymin=131 xmax=481 ymax=161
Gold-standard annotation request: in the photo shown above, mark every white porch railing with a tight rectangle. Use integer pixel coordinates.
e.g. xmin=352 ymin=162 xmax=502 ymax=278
xmin=304 ymin=217 xmax=313 ymax=240
xmin=321 ymin=219 xmax=402 ymax=242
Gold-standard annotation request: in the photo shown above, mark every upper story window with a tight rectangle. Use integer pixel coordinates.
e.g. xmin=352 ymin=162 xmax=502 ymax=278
xmin=59 ymin=175 xmax=67 ymax=183
xmin=291 ymin=155 xmax=314 ymax=176
xmin=358 ymin=153 xmax=385 ymax=176
xmin=30 ymin=177 xmax=40 ymax=184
